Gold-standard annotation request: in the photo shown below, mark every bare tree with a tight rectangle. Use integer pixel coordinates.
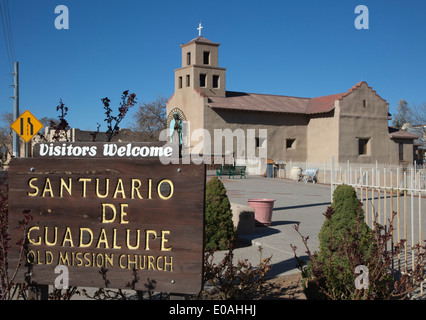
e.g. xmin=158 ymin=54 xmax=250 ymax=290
xmin=1 ymin=112 xmax=13 ymax=126
xmin=0 ymin=113 xmax=13 ymax=161
xmin=130 ymin=96 xmax=167 ymax=141
xmin=39 ymin=116 xmax=57 ymax=128
xmin=392 ymin=100 xmax=414 ymax=129
xmin=409 ymin=102 xmax=426 ymax=125
xmin=102 ymin=90 xmax=137 ymax=142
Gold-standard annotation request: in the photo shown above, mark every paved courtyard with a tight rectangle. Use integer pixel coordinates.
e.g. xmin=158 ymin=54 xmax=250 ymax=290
xmin=215 ymin=175 xmax=332 ymax=278
xmin=215 ymin=174 xmax=426 ymax=279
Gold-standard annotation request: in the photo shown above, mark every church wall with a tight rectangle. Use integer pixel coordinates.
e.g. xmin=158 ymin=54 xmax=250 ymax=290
xmin=181 ymin=42 xmax=219 ymax=68
xmin=203 ymin=106 xmax=309 ymax=162
xmin=174 ymin=67 xmax=195 ymax=93
xmin=306 ymin=108 xmax=340 ymax=163
xmin=190 ymin=43 xmax=219 ymax=67
xmin=337 ymin=83 xmax=392 ymax=164
xmin=193 ymin=67 xmax=226 ymax=97
xmin=166 ymin=88 xmax=206 ymax=151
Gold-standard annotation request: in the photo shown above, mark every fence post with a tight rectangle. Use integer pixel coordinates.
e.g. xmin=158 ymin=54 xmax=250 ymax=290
xmin=378 ymin=169 xmax=381 ymax=225
xmin=419 ymin=171 xmax=422 ymax=254
xmin=411 ymin=167 xmax=414 ymax=271
xmin=323 ymin=161 xmax=325 ymax=184
xmin=330 ymin=156 xmax=335 ymax=203
xmin=384 ymin=167 xmax=387 ymax=226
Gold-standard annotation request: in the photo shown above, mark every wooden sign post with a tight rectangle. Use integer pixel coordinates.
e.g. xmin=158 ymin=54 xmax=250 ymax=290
xmin=8 ymin=143 xmax=205 ymax=296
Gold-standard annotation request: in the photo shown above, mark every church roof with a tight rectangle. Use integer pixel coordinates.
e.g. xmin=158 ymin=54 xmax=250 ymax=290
xmin=207 ymin=81 xmax=387 ymax=115
xmin=208 ymin=91 xmax=344 ymax=115
xmin=306 ymin=93 xmax=345 ymax=114
xmin=208 ymin=91 xmax=311 ymax=114
xmin=181 ymin=36 xmax=220 ymax=47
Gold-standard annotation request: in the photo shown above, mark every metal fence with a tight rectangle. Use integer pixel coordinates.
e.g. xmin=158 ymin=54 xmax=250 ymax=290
xmin=329 ymin=158 xmax=426 ymax=277
xmin=286 ymin=159 xmax=426 ymax=187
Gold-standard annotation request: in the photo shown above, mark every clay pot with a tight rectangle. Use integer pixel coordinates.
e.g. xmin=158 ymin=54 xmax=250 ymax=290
xmin=247 ymin=199 xmax=276 ymax=226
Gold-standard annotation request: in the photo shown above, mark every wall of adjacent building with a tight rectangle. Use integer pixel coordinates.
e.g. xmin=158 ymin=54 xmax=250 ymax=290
xmin=389 ymin=138 xmax=415 ymax=164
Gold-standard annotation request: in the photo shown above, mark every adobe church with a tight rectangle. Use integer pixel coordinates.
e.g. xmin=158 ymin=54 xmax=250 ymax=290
xmin=166 ymin=32 xmax=418 ymax=172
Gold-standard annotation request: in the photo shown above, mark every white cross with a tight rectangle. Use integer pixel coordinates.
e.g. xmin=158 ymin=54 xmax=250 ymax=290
xmin=197 ymin=22 xmax=203 ymax=37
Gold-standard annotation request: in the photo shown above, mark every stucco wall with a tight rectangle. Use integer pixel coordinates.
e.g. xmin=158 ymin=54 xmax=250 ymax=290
xmin=337 ymin=82 xmax=392 ymax=163
xmin=306 ymin=108 xmax=339 ymax=163
xmin=389 ymin=138 xmax=414 ymax=164
xmin=166 ymin=88 xmax=206 ymax=151
xmin=181 ymin=42 xmax=220 ymax=67
xmin=178 ymin=41 xmax=226 ymax=97
xmin=203 ymin=106 xmax=309 ymax=162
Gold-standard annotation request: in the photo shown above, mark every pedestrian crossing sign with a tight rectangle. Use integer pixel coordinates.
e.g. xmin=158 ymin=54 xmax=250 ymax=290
xmin=10 ymin=110 xmax=44 ymax=143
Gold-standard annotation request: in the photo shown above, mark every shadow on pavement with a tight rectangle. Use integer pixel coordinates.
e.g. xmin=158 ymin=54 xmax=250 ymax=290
xmin=273 ymin=202 xmax=330 ymax=211
xmin=267 ymin=255 xmax=309 ymax=279
xmin=238 ymin=220 xmax=300 ymax=244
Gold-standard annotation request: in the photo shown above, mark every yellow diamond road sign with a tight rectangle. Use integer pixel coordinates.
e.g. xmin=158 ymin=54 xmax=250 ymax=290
xmin=11 ymin=110 xmax=44 ymax=143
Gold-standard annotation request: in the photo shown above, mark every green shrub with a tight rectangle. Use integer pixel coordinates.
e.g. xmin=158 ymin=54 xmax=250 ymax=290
xmin=300 ymin=184 xmax=379 ymax=299
xmin=293 ymin=182 xmax=426 ymax=300
xmin=318 ymin=184 xmax=371 ymax=252
xmin=204 ymin=177 xmax=236 ymax=251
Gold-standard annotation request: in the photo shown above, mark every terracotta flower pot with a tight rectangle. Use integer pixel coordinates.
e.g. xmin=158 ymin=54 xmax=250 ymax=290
xmin=247 ymin=199 xmax=275 ymax=226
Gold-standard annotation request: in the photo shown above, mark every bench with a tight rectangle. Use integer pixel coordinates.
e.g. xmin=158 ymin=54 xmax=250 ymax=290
xmin=216 ymin=165 xmax=235 ymax=179
xmin=216 ymin=165 xmax=246 ymax=179
xmin=234 ymin=166 xmax=246 ymax=179
xmin=300 ymin=168 xmax=319 ymax=184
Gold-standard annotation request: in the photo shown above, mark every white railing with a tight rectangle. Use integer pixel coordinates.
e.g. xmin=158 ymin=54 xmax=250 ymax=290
xmin=329 ymin=157 xmax=426 ymax=275
xmin=286 ymin=159 xmax=426 ymax=188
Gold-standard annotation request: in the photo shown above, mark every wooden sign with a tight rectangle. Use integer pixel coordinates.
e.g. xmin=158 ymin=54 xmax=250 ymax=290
xmin=8 ymin=157 xmax=205 ymax=294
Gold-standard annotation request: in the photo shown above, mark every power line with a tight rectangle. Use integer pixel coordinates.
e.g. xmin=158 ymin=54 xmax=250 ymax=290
xmin=0 ymin=0 xmax=18 ymax=157
xmin=0 ymin=2 xmax=12 ymax=72
xmin=5 ymin=0 xmax=15 ymax=62
xmin=0 ymin=0 xmax=15 ymax=73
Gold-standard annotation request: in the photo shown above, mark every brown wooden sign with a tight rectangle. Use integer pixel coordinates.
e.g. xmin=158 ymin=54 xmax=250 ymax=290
xmin=8 ymin=157 xmax=205 ymax=294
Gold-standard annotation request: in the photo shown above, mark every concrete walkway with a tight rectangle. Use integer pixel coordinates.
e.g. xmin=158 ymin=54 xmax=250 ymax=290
xmin=211 ymin=175 xmax=332 ymax=278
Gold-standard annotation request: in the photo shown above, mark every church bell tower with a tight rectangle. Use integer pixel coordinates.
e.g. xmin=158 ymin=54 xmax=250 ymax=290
xmin=174 ymin=24 xmax=226 ymax=97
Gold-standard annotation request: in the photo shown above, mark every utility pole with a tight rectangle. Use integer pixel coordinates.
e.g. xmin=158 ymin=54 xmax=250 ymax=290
xmin=12 ymin=61 xmax=19 ymax=158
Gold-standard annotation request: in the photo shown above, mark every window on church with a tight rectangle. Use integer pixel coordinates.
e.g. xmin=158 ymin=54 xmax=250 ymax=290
xmin=178 ymin=77 xmax=182 ymax=89
xmin=199 ymin=74 xmax=206 ymax=87
xmin=213 ymin=75 xmax=219 ymax=88
xmin=358 ymin=138 xmax=369 ymax=155
xmin=399 ymin=143 xmax=404 ymax=161
xmin=203 ymin=51 xmax=210 ymax=65
xmin=286 ymin=139 xmax=295 ymax=149
xmin=187 ymin=52 xmax=191 ymax=65
xmin=255 ymin=137 xmax=260 ymax=148
xmin=186 ymin=75 xmax=190 ymax=87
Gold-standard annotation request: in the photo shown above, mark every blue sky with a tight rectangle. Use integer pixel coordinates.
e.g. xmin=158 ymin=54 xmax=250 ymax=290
xmin=1 ymin=0 xmax=425 ymax=130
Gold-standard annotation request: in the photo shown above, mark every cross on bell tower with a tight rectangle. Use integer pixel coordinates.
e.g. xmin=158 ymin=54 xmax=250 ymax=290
xmin=197 ymin=22 xmax=203 ymax=37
